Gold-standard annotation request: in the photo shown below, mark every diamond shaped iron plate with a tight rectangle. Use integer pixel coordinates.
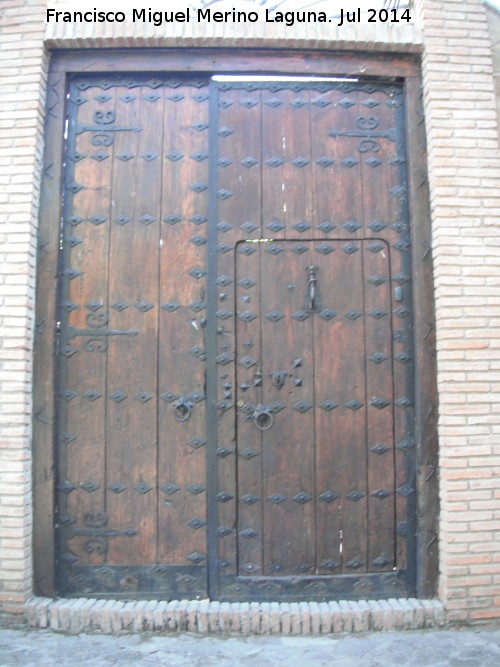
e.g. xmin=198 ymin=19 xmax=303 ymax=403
xmin=133 ymin=482 xmax=153 ymax=495
xmin=160 ymin=483 xmax=180 ymax=495
xmin=292 ymin=401 xmax=312 ymax=413
xmin=239 ymin=356 xmax=257 ymax=368
xmin=264 ymin=97 xmax=282 ymax=108
xmin=241 ymin=156 xmax=258 ymax=168
xmin=370 ymin=397 xmax=390 ymax=409
xmin=268 ymin=401 xmax=286 ymax=414
xmin=369 ymin=308 xmax=387 ymax=319
xmin=316 ymin=156 xmax=334 ymax=168
xmin=312 ymin=96 xmax=331 ymax=107
xmin=240 ymin=529 xmax=258 ymax=538
xmin=346 ymin=490 xmax=365 ymax=501
xmin=162 ymin=300 xmax=181 ymax=312
xmin=319 ymin=400 xmax=339 ymax=411
xmin=372 ymin=489 xmax=391 ymax=499
xmin=319 ymin=490 xmax=339 ymax=503
xmin=292 ymin=310 xmax=310 ymax=322
xmin=267 ymin=220 xmax=285 ymax=233
xmin=291 ymin=157 xmax=309 ymax=168
xmin=341 ymin=243 xmax=359 ymax=255
xmin=60 ymin=389 xmax=78 ymax=401
xmin=238 ymin=244 xmax=257 ymax=256
xmin=239 ymin=311 xmax=257 ymax=323
xmin=345 ymin=310 xmax=362 ymax=320
xmin=292 ymin=221 xmax=311 ymax=233
xmin=241 ymin=494 xmax=259 ymax=505
xmin=291 ymin=243 xmax=308 ymax=254
xmin=345 ymin=399 xmax=364 ymax=410
xmin=316 ymin=243 xmax=334 ymax=255
xmin=317 ymin=220 xmax=336 ymax=233
xmin=338 ymin=97 xmax=355 ymax=108
xmin=266 ymin=156 xmax=284 ymax=168
xmin=135 ymin=391 xmax=153 ymax=403
xmin=369 ymin=352 xmax=388 ymax=364
xmin=397 ymin=485 xmax=415 ymax=497
xmin=83 ymin=390 xmax=102 ymax=402
xmin=265 ymin=309 xmax=284 ymax=322
xmin=241 ymin=221 xmax=258 ymax=234
xmin=135 ymin=299 xmax=154 ymax=312
xmin=238 ymin=277 xmax=256 ymax=289
xmin=190 ymin=182 xmax=208 ymax=193
xmin=187 ymin=483 xmax=205 ymax=495
xmin=187 ymin=436 xmax=207 ymax=450
xmin=267 ymin=493 xmax=286 ymax=504
xmin=293 ymin=492 xmax=311 ymax=504
xmin=81 ymin=479 xmax=100 ymax=493
xmin=109 ymin=391 xmax=127 ymax=403
xmin=341 ymin=156 xmax=359 ymax=168
xmin=216 ymin=491 xmax=233 ymax=503
xmin=368 ymin=220 xmax=386 ymax=232
xmin=371 ymin=443 xmax=390 ymax=455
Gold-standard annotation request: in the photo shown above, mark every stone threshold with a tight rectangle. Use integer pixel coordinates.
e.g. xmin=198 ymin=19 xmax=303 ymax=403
xmin=25 ymin=597 xmax=446 ymax=635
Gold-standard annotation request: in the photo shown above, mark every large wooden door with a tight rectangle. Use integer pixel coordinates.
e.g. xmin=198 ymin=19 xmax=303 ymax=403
xmin=56 ymin=74 xmax=415 ymax=600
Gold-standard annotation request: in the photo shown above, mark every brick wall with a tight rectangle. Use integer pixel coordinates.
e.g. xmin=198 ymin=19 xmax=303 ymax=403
xmin=0 ymin=0 xmax=47 ymax=614
xmin=417 ymin=0 xmax=500 ymax=623
xmin=0 ymin=0 xmax=499 ymax=622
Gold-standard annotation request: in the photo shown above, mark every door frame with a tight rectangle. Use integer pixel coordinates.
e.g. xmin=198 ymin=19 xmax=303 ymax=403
xmin=33 ymin=48 xmax=438 ymax=599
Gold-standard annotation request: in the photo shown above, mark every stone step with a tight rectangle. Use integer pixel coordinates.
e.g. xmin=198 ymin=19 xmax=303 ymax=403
xmin=25 ymin=597 xmax=446 ymax=635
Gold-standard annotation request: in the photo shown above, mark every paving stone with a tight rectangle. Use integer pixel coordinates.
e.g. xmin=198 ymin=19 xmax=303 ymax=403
xmin=0 ymin=626 xmax=499 ymax=666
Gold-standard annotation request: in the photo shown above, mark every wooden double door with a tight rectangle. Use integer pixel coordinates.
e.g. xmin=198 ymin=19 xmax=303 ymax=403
xmin=56 ymin=74 xmax=416 ymax=601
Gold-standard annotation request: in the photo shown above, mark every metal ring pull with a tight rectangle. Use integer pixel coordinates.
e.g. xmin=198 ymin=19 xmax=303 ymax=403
xmin=251 ymin=404 xmax=274 ymax=431
xmin=172 ymin=397 xmax=193 ymax=422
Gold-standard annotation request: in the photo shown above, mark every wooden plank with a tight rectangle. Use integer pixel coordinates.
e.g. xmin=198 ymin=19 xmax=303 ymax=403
xmin=405 ymin=75 xmax=439 ymax=597
xmin=315 ymin=241 xmax=368 ymax=574
xmin=62 ymin=83 xmax=114 ymax=565
xmin=157 ymin=84 xmax=209 ymax=566
xmin=259 ymin=243 xmax=315 ymax=576
xmin=51 ymin=49 xmax=420 ymax=79
xmin=318 ymin=89 xmax=364 ymax=232
xmin=32 ymin=68 xmax=66 ymax=596
xmin=215 ymin=87 xmax=263 ymax=575
xmin=261 ymin=88 xmax=313 ymax=239
xmin=105 ymin=84 xmax=163 ymax=565
xmin=362 ymin=241 xmax=395 ymax=572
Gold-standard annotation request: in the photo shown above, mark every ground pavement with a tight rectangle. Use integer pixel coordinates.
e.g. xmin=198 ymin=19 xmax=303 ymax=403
xmin=0 ymin=624 xmax=499 ymax=666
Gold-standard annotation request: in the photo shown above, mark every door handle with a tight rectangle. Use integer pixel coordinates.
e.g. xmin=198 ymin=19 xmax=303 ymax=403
xmin=305 ymin=265 xmax=320 ymax=312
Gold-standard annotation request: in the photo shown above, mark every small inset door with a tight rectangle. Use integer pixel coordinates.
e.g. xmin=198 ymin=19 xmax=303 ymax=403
xmin=232 ymin=239 xmax=394 ymax=581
